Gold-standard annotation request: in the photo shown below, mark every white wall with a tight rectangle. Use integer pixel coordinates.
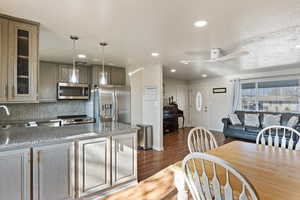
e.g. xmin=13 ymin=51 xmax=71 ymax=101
xmin=128 ymin=64 xmax=163 ymax=151
xmin=188 ymin=67 xmax=300 ymax=132
xmin=164 ymin=78 xmax=190 ymax=127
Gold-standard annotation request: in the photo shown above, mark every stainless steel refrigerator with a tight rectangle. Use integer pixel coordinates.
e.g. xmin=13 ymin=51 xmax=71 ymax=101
xmin=93 ymin=86 xmax=131 ymax=124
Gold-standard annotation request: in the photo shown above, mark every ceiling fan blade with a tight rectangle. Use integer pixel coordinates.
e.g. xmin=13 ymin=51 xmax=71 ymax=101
xmin=204 ymin=50 xmax=249 ymax=63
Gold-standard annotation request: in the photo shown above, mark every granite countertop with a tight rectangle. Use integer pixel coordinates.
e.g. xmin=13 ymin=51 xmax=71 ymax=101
xmin=0 ymin=122 xmax=138 ymax=149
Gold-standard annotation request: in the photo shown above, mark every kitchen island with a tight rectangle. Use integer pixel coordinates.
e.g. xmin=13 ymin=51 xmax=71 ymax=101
xmin=0 ymin=122 xmax=138 ymax=200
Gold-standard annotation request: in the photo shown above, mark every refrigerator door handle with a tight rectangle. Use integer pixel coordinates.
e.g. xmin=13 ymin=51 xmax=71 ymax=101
xmin=115 ymin=93 xmax=119 ymax=122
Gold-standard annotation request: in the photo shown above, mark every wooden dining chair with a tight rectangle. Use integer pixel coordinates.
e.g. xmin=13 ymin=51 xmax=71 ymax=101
xmin=256 ymin=125 xmax=300 ymax=150
xmin=182 ymin=152 xmax=259 ymax=200
xmin=188 ymin=127 xmax=218 ymax=153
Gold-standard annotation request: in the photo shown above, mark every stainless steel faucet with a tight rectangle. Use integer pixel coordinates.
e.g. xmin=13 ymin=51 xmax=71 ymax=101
xmin=0 ymin=105 xmax=10 ymax=116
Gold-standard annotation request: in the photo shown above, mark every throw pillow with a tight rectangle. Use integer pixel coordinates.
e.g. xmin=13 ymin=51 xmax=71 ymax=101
xmin=244 ymin=113 xmax=260 ymax=128
xmin=228 ymin=113 xmax=242 ymax=125
xmin=287 ymin=116 xmax=299 ymax=128
xmin=262 ymin=114 xmax=281 ymax=128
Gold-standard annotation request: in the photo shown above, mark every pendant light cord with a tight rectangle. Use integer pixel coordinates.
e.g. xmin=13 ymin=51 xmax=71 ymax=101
xmin=102 ymin=45 xmax=105 ymax=75
xmin=73 ymin=39 xmax=76 ymax=77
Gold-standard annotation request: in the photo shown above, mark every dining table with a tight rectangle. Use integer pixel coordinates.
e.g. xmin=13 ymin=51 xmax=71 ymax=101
xmin=171 ymin=141 xmax=300 ymax=200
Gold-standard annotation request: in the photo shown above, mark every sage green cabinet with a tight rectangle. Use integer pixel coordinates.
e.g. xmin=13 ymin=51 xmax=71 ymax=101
xmin=76 ymin=137 xmax=111 ymax=198
xmin=58 ymin=65 xmax=89 ymax=84
xmin=39 ymin=61 xmax=58 ymax=102
xmin=33 ymin=142 xmax=75 ymax=200
xmin=0 ymin=18 xmax=8 ymax=102
xmin=0 ymin=148 xmax=31 ymax=200
xmin=0 ymin=16 xmax=39 ymax=103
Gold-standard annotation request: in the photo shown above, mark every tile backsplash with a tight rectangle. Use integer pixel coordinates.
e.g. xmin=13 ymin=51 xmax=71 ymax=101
xmin=0 ymin=101 xmax=87 ymax=121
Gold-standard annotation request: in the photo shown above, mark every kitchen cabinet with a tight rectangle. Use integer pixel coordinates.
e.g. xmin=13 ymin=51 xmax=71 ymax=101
xmin=0 ymin=16 xmax=39 ymax=103
xmin=39 ymin=61 xmax=58 ymax=102
xmin=0 ymin=18 xmax=8 ymax=102
xmin=112 ymin=133 xmax=137 ymax=185
xmin=92 ymin=65 xmax=111 ymax=86
xmin=76 ymin=137 xmax=111 ymax=197
xmin=111 ymin=66 xmax=126 ymax=86
xmin=92 ymin=65 xmax=126 ymax=86
xmin=33 ymin=142 xmax=75 ymax=200
xmin=7 ymin=20 xmax=38 ymax=102
xmin=0 ymin=148 xmax=31 ymax=200
xmin=58 ymin=64 xmax=89 ymax=84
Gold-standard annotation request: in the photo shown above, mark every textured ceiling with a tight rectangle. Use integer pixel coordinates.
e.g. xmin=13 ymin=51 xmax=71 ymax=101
xmin=1 ymin=0 xmax=300 ymax=80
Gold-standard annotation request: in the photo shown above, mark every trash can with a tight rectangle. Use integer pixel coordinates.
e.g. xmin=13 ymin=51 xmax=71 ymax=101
xmin=137 ymin=124 xmax=153 ymax=150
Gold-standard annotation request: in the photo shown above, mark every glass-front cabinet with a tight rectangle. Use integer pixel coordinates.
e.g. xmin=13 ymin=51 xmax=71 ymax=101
xmin=0 ymin=18 xmax=8 ymax=102
xmin=7 ymin=20 xmax=38 ymax=102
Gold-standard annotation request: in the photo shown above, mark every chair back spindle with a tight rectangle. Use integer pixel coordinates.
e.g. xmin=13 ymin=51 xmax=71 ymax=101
xmin=188 ymin=127 xmax=218 ymax=153
xmin=256 ymin=126 xmax=300 ymax=150
xmin=182 ymin=153 xmax=259 ymax=200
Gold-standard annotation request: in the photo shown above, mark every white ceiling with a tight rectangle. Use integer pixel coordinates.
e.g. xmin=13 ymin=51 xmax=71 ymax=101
xmin=1 ymin=0 xmax=300 ymax=80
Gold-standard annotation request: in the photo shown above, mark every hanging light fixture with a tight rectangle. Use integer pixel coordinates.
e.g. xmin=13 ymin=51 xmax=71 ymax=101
xmin=70 ymin=35 xmax=79 ymax=83
xmin=99 ymin=42 xmax=108 ymax=85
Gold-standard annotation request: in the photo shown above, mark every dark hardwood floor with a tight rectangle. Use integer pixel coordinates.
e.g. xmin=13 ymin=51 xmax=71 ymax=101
xmin=137 ymin=128 xmax=234 ymax=181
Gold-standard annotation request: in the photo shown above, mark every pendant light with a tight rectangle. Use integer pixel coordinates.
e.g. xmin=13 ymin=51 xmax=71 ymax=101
xmin=70 ymin=35 xmax=79 ymax=83
xmin=99 ymin=42 xmax=108 ymax=85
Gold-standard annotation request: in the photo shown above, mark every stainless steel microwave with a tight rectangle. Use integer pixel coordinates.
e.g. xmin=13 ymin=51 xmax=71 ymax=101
xmin=57 ymin=82 xmax=90 ymax=100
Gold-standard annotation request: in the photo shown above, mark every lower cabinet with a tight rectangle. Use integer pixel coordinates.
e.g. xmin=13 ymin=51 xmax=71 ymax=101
xmin=112 ymin=133 xmax=137 ymax=185
xmin=76 ymin=137 xmax=111 ymax=198
xmin=0 ymin=148 xmax=31 ymax=200
xmin=32 ymin=142 xmax=75 ymax=200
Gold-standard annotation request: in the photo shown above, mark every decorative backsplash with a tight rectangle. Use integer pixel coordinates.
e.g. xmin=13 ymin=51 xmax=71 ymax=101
xmin=0 ymin=101 xmax=87 ymax=121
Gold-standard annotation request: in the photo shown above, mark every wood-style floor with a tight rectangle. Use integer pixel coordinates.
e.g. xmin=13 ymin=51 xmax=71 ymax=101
xmin=138 ymin=128 xmax=230 ymax=181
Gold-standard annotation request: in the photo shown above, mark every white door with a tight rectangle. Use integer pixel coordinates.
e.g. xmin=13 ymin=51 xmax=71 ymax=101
xmin=189 ymin=86 xmax=211 ymax=129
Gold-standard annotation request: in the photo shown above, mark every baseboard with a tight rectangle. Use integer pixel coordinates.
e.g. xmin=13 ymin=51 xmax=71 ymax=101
xmin=153 ymin=145 xmax=164 ymax=151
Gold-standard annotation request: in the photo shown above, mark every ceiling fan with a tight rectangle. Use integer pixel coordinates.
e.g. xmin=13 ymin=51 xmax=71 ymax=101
xmin=183 ymin=48 xmax=249 ymax=63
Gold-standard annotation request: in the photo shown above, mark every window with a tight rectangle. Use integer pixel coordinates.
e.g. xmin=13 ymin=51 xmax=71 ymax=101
xmin=196 ymin=91 xmax=202 ymax=112
xmin=239 ymin=78 xmax=300 ymax=112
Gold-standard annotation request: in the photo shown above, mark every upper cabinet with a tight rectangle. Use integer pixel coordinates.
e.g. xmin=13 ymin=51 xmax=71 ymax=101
xmin=92 ymin=65 xmax=126 ymax=86
xmin=111 ymin=67 xmax=126 ymax=86
xmin=58 ymin=64 xmax=89 ymax=84
xmin=0 ymin=18 xmax=8 ymax=102
xmin=39 ymin=62 xmax=58 ymax=102
xmin=0 ymin=15 xmax=39 ymax=103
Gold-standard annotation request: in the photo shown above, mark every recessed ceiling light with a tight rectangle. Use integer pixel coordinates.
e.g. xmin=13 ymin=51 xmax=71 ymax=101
xmin=202 ymin=74 xmax=207 ymax=78
xmin=170 ymin=69 xmax=176 ymax=73
xmin=78 ymin=54 xmax=86 ymax=58
xmin=295 ymin=45 xmax=300 ymax=49
xmin=193 ymin=20 xmax=208 ymax=28
xmin=151 ymin=52 xmax=159 ymax=57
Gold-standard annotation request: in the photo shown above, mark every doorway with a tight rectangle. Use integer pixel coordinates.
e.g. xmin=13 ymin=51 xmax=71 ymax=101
xmin=189 ymin=86 xmax=211 ymax=129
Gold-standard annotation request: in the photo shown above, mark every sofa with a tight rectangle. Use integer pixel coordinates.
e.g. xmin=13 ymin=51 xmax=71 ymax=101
xmin=222 ymin=111 xmax=300 ymax=142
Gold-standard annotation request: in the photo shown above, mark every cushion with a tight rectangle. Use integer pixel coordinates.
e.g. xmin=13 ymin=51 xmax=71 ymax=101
xmin=262 ymin=114 xmax=281 ymax=128
xmin=244 ymin=113 xmax=260 ymax=128
xmin=228 ymin=114 xmax=242 ymax=125
xmin=228 ymin=125 xmax=244 ymax=131
xmin=287 ymin=116 xmax=299 ymax=128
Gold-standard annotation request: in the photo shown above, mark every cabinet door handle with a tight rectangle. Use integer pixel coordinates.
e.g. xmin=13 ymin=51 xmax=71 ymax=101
xmin=12 ymin=85 xmax=15 ymax=97
xmin=5 ymin=84 xmax=8 ymax=98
